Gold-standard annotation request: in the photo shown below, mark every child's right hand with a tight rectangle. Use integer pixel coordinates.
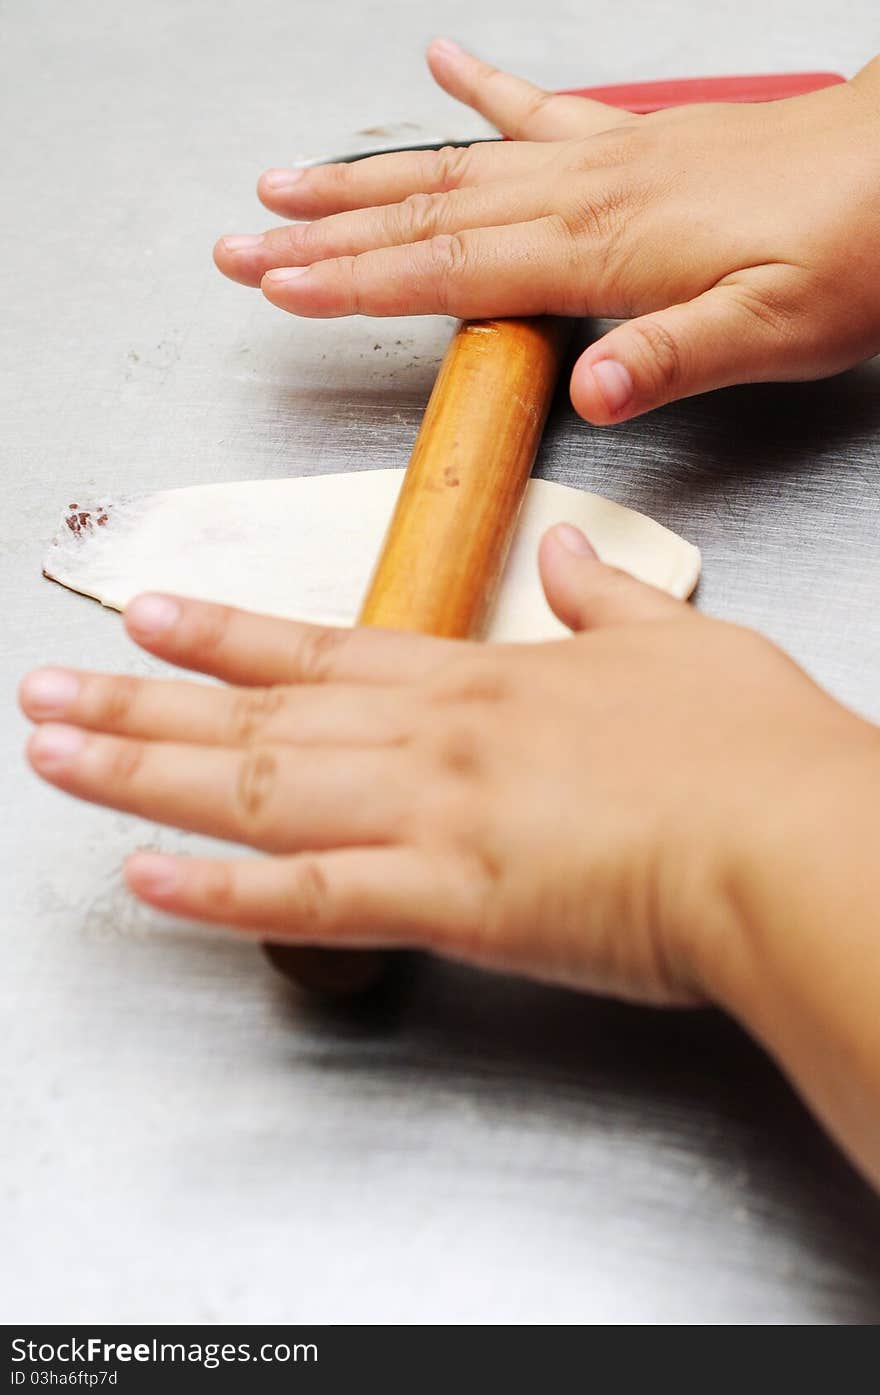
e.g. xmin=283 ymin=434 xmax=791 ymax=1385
xmin=214 ymin=41 xmax=880 ymax=424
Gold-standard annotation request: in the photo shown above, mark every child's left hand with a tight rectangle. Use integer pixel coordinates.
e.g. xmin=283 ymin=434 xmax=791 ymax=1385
xmin=18 ymin=524 xmax=876 ymax=1008
xmin=213 ymin=40 xmax=880 ymax=424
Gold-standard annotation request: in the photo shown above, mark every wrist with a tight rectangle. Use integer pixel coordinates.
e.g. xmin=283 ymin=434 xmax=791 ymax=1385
xmin=699 ymin=721 xmax=880 ymax=1187
xmin=682 ymin=718 xmax=880 ymax=1021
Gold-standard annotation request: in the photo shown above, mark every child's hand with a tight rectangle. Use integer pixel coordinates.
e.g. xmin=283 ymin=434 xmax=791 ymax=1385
xmin=18 ymin=526 xmax=874 ymax=1008
xmin=21 ymin=529 xmax=880 ymax=1181
xmin=214 ymin=41 xmax=880 ymax=424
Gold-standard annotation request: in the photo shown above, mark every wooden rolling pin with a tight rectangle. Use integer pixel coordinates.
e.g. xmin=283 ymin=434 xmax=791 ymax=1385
xmin=264 ymin=315 xmax=571 ymax=994
xmin=360 ymin=316 xmax=571 ymax=636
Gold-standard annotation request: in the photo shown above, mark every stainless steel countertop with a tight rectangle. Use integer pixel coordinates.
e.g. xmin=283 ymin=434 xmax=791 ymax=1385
xmin=3 ymin=0 xmax=879 ymax=1323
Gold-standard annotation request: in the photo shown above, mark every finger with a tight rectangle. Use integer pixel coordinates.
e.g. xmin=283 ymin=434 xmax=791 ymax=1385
xmin=27 ymin=725 xmax=415 ymax=852
xmin=538 ymin=524 xmax=688 ymax=630
xmin=251 ymin=140 xmax=552 ymax=219
xmin=123 ymin=594 xmax=459 ymax=687
xmin=569 ymin=266 xmax=810 ymax=425
xmin=19 ymin=668 xmax=412 ymax=748
xmin=426 ymin=37 xmax=626 ymax=140
xmin=217 ymin=178 xmax=558 ymax=287
xmin=125 ymin=847 xmax=477 ymax=951
xmin=261 ymin=219 xmax=575 ymax=319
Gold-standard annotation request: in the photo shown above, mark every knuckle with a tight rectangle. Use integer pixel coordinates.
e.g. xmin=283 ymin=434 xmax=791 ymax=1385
xmin=476 ymin=58 xmax=502 ymax=85
xmin=425 ymin=233 xmax=468 ymax=310
xmin=575 ymin=125 xmax=642 ymax=171
xmin=289 ymin=857 xmax=334 ymax=935
xmin=546 ymin=210 xmax=588 ymax=293
xmin=337 ymin=255 xmax=363 ymax=313
xmin=433 ymin=720 xmax=484 ymax=778
xmin=542 ymin=210 xmax=594 ymax=313
xmin=425 ymin=651 xmax=513 ymax=705
xmin=604 ymin=561 xmax=638 ymax=587
xmin=590 ymin=564 xmax=636 ymax=603
xmin=729 ymin=265 xmax=831 ymax=366
xmin=463 ymin=59 xmax=499 ymax=108
xmin=629 ymin=317 xmax=685 ymax=393
xmin=227 ymin=688 xmax=285 ymax=745
xmin=233 ymin=747 xmax=279 ymax=835
xmin=515 ymin=86 xmax=554 ymax=136
xmin=397 ymin=190 xmax=441 ymax=241
xmin=565 ymin=184 xmax=630 ymax=244
xmin=733 ymin=279 xmax=798 ymax=339
xmin=431 ymin=145 xmax=470 ymax=192
xmin=547 ymin=208 xmax=581 ymax=246
xmin=93 ymin=674 xmax=139 ymax=729
xmin=293 ymin=219 xmax=322 ymax=256
xmin=429 ymin=667 xmax=511 ymax=707
xmin=292 ymin=625 xmax=345 ymax=684
xmin=431 ymin=231 xmax=467 ymax=274
xmin=324 ymin=161 xmax=353 ymax=196
xmin=109 ymin=737 xmax=145 ymax=784
xmin=418 ymin=792 xmax=500 ymax=894
xmin=200 ymin=861 xmax=237 ymax=914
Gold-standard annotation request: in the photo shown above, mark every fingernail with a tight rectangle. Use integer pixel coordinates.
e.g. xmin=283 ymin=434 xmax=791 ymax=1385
xmin=21 ymin=668 xmax=79 ymax=717
xmin=431 ymin=37 xmax=463 ymax=57
xmin=219 ymin=234 xmax=263 ymax=252
xmin=261 ymin=168 xmax=305 ymax=190
xmin=29 ymin=723 xmax=84 ymax=772
xmin=263 ymin=267 xmax=309 ymax=285
xmin=126 ymin=594 xmax=180 ymax=638
xmin=590 ymin=359 xmax=634 ymax=415
xmin=127 ymin=852 xmax=180 ymax=897
xmin=553 ymin=523 xmax=597 ymax=557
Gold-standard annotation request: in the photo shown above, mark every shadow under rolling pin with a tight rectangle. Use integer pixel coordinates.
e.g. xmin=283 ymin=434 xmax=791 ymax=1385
xmin=265 ymin=315 xmax=571 ymax=995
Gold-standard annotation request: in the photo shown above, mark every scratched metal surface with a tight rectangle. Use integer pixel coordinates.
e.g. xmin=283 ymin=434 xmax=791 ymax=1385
xmin=2 ymin=0 xmax=880 ymax=1324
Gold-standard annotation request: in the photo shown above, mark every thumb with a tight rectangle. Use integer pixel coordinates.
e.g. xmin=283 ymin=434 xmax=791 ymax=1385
xmin=570 ymin=271 xmax=800 ymax=425
xmin=538 ymin=524 xmax=687 ymax=632
xmin=425 ymin=37 xmax=623 ymax=141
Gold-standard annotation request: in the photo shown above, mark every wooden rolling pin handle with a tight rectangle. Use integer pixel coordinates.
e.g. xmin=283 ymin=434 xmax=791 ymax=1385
xmin=359 ymin=316 xmax=571 ymax=636
xmin=267 ymin=316 xmax=571 ymax=995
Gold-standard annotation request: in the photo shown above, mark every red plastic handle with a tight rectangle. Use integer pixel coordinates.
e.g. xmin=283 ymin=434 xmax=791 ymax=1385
xmin=561 ymin=72 xmax=844 ymax=113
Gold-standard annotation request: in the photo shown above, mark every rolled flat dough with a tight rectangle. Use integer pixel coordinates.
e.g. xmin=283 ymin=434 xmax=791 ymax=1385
xmin=44 ymin=469 xmax=700 ymax=642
